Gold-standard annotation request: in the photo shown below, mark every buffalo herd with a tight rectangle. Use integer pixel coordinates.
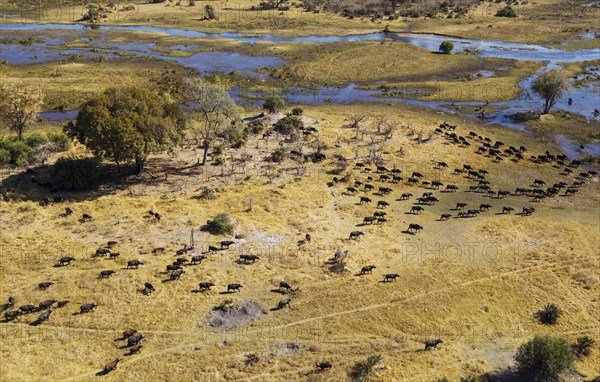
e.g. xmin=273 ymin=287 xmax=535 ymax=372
xmin=3 ymin=119 xmax=596 ymax=376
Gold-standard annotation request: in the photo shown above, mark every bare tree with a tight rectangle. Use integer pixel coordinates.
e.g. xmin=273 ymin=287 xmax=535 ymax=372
xmin=373 ymin=115 xmax=387 ymax=134
xmin=185 ymin=78 xmax=240 ymax=165
xmin=346 ymin=113 xmax=367 ymax=129
xmin=382 ymin=122 xmax=396 ymax=141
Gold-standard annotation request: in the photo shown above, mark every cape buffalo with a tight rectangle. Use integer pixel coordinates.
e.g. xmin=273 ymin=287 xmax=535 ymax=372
xmin=349 ymin=231 xmax=364 ymax=239
xmin=80 ymin=303 xmax=97 ymax=314
xmin=38 ymin=282 xmax=54 ymax=290
xmin=127 ymin=260 xmax=143 ymax=269
xmin=191 ymin=255 xmax=206 ymax=265
xmin=199 ymin=282 xmax=215 ymax=291
xmin=425 ymin=339 xmax=443 ymax=350
xmin=103 ymin=358 xmax=121 ymax=374
xmin=100 ymin=270 xmax=116 ymax=278
xmin=360 ymin=265 xmax=376 ymax=274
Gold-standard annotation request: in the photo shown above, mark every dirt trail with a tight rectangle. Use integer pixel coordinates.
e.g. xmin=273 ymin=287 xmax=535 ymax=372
xmin=60 ymin=255 xmax=594 ymax=382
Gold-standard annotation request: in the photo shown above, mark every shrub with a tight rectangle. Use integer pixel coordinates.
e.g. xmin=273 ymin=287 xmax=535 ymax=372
xmin=273 ymin=115 xmax=303 ymax=136
xmin=47 ymin=132 xmax=71 ymax=151
xmin=291 ymin=107 xmax=303 ymax=116
xmin=350 ymin=354 xmax=381 ymax=382
xmin=572 ymin=336 xmax=594 ymax=358
xmin=196 ymin=187 xmax=217 ymax=200
xmin=263 ymin=95 xmax=286 ymax=113
xmin=51 ymin=157 xmax=100 ymax=191
xmin=207 ymin=213 xmax=233 ymax=234
xmin=269 ymin=148 xmax=285 ymax=163
xmin=0 ymin=148 xmax=10 ymax=165
xmin=496 ymin=5 xmax=517 ymax=17
xmin=204 ymin=4 xmax=217 ymax=18
xmin=536 ymin=303 xmax=562 ymax=325
xmin=25 ymin=133 xmax=48 ymax=148
xmin=0 ymin=140 xmax=32 ymax=165
xmin=245 ymin=120 xmax=264 ymax=135
xmin=439 ymin=40 xmax=454 ymax=54
xmin=515 ymin=334 xmax=575 ymax=381
xmin=460 ymin=375 xmax=484 ymax=382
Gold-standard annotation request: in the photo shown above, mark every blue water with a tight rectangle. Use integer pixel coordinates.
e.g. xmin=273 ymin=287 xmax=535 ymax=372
xmin=3 ymin=22 xmax=599 ymax=157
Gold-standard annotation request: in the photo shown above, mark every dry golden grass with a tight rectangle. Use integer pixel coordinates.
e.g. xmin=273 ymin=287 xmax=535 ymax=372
xmin=0 ymin=102 xmax=598 ymax=381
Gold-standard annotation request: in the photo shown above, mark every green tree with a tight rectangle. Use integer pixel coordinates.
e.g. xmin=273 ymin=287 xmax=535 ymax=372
xmin=0 ymin=84 xmax=44 ymax=141
xmin=515 ymin=334 xmax=576 ymax=381
xmin=185 ymin=78 xmax=240 ymax=165
xmin=206 ymin=213 xmax=233 ymax=234
xmin=439 ymin=40 xmax=454 ymax=54
xmin=65 ymin=87 xmax=183 ymax=174
xmin=273 ymin=115 xmax=303 ymax=136
xmin=532 ymin=69 xmax=570 ymax=114
xmin=496 ymin=5 xmax=517 ymax=17
xmin=263 ymin=95 xmax=286 ymax=113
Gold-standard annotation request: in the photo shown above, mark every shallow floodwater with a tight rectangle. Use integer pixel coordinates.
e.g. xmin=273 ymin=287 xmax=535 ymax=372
xmin=3 ymin=22 xmax=599 ymax=157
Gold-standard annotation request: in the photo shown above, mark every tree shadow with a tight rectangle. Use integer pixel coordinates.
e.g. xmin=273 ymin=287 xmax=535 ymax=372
xmin=0 ymin=159 xmax=207 ymax=204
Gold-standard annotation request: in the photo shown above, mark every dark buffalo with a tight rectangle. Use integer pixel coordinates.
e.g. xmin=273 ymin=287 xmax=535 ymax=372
xmin=80 ymin=303 xmax=97 ymax=314
xmin=349 ymin=231 xmax=364 ymax=239
xmin=19 ymin=305 xmax=36 ymax=314
xmin=127 ymin=260 xmax=144 ymax=269
xmin=410 ymin=206 xmax=424 ymax=214
xmin=37 ymin=309 xmax=52 ymax=323
xmin=127 ymin=334 xmax=144 ymax=347
xmin=100 ymin=270 xmax=116 ymax=278
xmin=277 ymin=298 xmax=292 ymax=310
xmin=122 ymin=329 xmax=138 ymax=339
xmin=144 ymin=283 xmax=155 ymax=293
xmin=425 ymin=339 xmax=443 ymax=350
xmin=407 ymin=224 xmax=422 ymax=233
xmin=279 ymin=281 xmax=293 ymax=292
xmin=383 ymin=273 xmax=399 ymax=282
xmin=38 ymin=299 xmax=56 ymax=310
xmin=377 ymin=201 xmax=389 ymax=208
xmin=227 ymin=283 xmax=243 ymax=293
xmin=103 ymin=358 xmax=121 ymax=374
xmin=38 ymin=282 xmax=54 ymax=290
xmin=239 ymin=254 xmax=260 ymax=263
xmin=522 ymin=206 xmax=535 ymax=216
xmin=315 ymin=361 xmax=332 ymax=372
xmin=4 ymin=311 xmax=20 ymax=321
xmin=170 ymin=269 xmax=185 ymax=280
xmin=360 ymin=265 xmax=376 ymax=274
xmin=95 ymin=248 xmax=111 ymax=257
xmin=199 ymin=282 xmax=215 ymax=291
xmin=58 ymin=256 xmax=75 ymax=266
xmin=191 ymin=255 xmax=206 ymax=265
xmin=220 ymin=240 xmax=235 ymax=249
